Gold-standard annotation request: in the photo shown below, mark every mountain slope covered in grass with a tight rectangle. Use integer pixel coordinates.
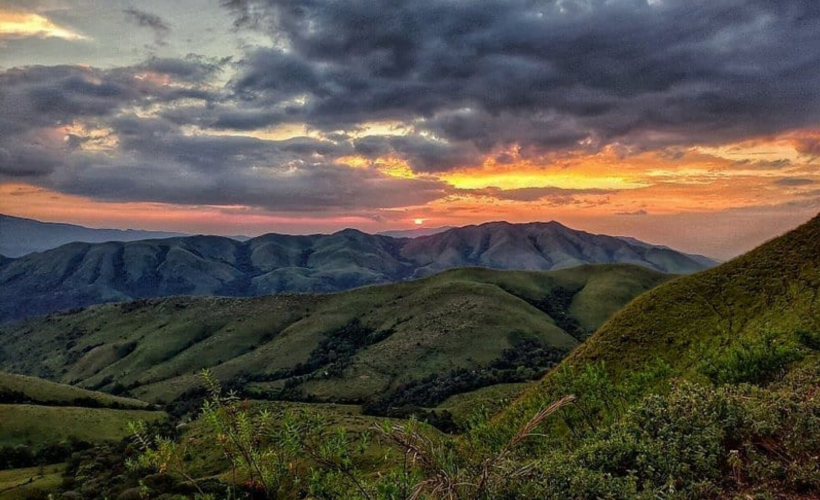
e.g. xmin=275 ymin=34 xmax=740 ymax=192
xmin=0 ymin=221 xmax=713 ymax=322
xmin=516 ymin=212 xmax=820 ymax=394
xmin=0 ymin=265 xmax=669 ymax=411
xmin=485 ymin=214 xmax=820 ymax=499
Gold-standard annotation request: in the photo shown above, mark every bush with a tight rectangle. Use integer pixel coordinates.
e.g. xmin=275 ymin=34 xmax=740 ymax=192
xmin=797 ymin=330 xmax=820 ymax=351
xmin=528 ymin=367 xmax=820 ymax=499
xmin=700 ymin=333 xmax=803 ymax=385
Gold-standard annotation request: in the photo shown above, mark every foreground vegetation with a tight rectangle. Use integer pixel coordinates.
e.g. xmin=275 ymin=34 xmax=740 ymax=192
xmin=49 ymin=348 xmax=819 ymax=500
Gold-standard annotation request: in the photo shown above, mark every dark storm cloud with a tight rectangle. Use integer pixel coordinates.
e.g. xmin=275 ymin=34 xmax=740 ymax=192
xmin=0 ymin=62 xmax=219 ymax=177
xmin=52 ymin=154 xmax=451 ymax=211
xmin=351 ymin=136 xmax=483 ymax=173
xmin=137 ymin=56 xmax=228 ymax=83
xmin=0 ymin=60 xmax=446 ymax=211
xmin=123 ymin=8 xmax=171 ymax=46
xmin=222 ymin=0 xmax=820 ymax=158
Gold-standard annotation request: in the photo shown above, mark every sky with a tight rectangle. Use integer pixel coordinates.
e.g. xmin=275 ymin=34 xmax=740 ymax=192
xmin=1 ymin=0 xmax=819 ymax=259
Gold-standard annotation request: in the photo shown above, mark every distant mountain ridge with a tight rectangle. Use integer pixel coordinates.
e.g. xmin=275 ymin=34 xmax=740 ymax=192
xmin=0 ymin=214 xmax=187 ymax=257
xmin=0 ymin=220 xmax=715 ymax=322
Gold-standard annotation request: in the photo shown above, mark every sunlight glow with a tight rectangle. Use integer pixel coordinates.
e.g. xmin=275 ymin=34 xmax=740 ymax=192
xmin=0 ymin=11 xmax=88 ymax=40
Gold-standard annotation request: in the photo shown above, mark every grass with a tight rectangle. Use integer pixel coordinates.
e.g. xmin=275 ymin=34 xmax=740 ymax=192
xmin=0 ymin=372 xmax=148 ymax=409
xmin=0 ymin=464 xmax=65 ymax=500
xmin=0 ymin=265 xmax=669 ymax=407
xmin=0 ymin=405 xmax=165 ymax=447
xmin=434 ymin=383 xmax=529 ymax=423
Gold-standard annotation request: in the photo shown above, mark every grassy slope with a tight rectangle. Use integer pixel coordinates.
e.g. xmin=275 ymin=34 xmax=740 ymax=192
xmin=0 ymin=371 xmax=148 ymax=409
xmin=0 ymin=372 xmax=165 ymax=448
xmin=501 ymin=213 xmax=820 ymax=426
xmin=0 ymin=464 xmax=65 ymax=500
xmin=0 ymin=405 xmax=164 ymax=447
xmin=0 ymin=265 xmax=669 ymax=405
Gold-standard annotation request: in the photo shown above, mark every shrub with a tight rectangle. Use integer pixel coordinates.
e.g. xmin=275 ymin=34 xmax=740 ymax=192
xmin=700 ymin=333 xmax=803 ymax=386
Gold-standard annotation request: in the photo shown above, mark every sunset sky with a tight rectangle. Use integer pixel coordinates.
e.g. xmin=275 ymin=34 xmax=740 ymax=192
xmin=1 ymin=0 xmax=819 ymax=259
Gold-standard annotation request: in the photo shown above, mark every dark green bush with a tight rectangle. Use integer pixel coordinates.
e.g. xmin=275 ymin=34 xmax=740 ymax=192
xmin=700 ymin=333 xmax=803 ymax=385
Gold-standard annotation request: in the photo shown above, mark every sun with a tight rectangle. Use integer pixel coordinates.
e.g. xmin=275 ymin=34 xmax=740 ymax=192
xmin=413 ymin=218 xmax=425 ymax=226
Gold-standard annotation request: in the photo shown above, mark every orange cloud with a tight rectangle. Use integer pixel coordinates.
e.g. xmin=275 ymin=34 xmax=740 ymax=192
xmin=0 ymin=10 xmax=88 ymax=41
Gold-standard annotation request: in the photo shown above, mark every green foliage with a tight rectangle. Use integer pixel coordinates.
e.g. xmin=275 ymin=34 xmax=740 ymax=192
xmin=127 ymin=371 xmax=575 ymax=500
xmin=528 ymin=366 xmax=820 ymax=499
xmin=797 ymin=330 xmax=820 ymax=351
xmin=700 ymin=333 xmax=804 ymax=386
xmin=363 ymin=340 xmax=567 ymax=420
xmin=131 ymin=370 xmax=381 ymax=499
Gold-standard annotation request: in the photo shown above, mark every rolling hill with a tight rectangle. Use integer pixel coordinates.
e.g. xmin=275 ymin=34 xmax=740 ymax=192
xmin=0 ymin=371 xmax=165 ymax=448
xmin=0 ymin=265 xmax=670 ymax=410
xmin=0 ymin=221 xmax=712 ymax=322
xmin=0 ymin=213 xmax=185 ymax=258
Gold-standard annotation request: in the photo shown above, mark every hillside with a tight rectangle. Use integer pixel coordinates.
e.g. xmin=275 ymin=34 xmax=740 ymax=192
xmin=0 ymin=213 xmax=185 ymax=258
xmin=516 ymin=212 xmax=820 ymax=395
xmin=0 ymin=371 xmax=149 ymax=409
xmin=0 ymin=221 xmax=712 ymax=322
xmin=0 ymin=265 xmax=670 ymax=411
xmin=485 ymin=213 xmax=820 ymax=498
xmin=0 ymin=372 xmax=164 ymax=450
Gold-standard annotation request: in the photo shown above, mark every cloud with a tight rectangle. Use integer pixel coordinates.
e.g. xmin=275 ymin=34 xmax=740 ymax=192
xmin=4 ymin=0 xmax=820 ymax=218
xmin=795 ymin=137 xmax=820 ymax=161
xmin=469 ymin=186 xmax=616 ymax=205
xmin=123 ymin=7 xmax=170 ymax=46
xmin=0 ymin=61 xmax=450 ymax=212
xmin=221 ymin=0 xmax=820 ymax=157
xmin=0 ymin=9 xmax=88 ymax=40
xmin=774 ymin=177 xmax=817 ymax=187
xmin=732 ymin=159 xmax=793 ymax=170
xmin=0 ymin=62 xmax=219 ymax=177
xmin=616 ymin=209 xmax=649 ymax=216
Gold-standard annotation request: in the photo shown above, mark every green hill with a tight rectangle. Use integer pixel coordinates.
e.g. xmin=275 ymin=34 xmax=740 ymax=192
xmin=511 ymin=213 xmax=820 ymax=406
xmin=0 ymin=265 xmax=669 ymax=413
xmin=0 ymin=372 xmax=165 ymax=451
xmin=0 ymin=371 xmax=149 ymax=409
xmin=486 ymin=214 xmax=820 ymax=499
xmin=0 ymin=404 xmax=164 ymax=448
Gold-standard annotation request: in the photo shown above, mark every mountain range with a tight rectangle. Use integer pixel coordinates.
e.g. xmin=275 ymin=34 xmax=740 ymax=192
xmin=0 ymin=220 xmax=714 ymax=322
xmin=0 ymin=214 xmax=186 ymax=258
